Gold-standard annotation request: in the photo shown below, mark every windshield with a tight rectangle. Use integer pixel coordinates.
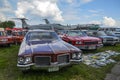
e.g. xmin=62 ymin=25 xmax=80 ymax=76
xmin=67 ymin=30 xmax=86 ymax=37
xmin=18 ymin=32 xmax=23 ymax=36
xmin=106 ymin=31 xmax=115 ymax=36
xmin=115 ymin=28 xmax=120 ymax=32
xmin=27 ymin=31 xmax=59 ymax=41
xmin=0 ymin=31 xmax=5 ymax=36
xmin=98 ymin=31 xmax=107 ymax=36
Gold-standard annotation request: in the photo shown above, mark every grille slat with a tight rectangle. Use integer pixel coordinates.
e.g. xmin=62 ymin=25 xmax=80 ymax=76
xmin=58 ymin=55 xmax=69 ymax=64
xmin=34 ymin=56 xmax=50 ymax=66
xmin=84 ymin=41 xmax=98 ymax=45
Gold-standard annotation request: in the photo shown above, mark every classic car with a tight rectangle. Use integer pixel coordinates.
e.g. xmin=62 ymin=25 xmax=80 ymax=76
xmin=17 ymin=29 xmax=82 ymax=72
xmin=105 ymin=31 xmax=120 ymax=42
xmin=12 ymin=28 xmax=27 ymax=45
xmin=0 ymin=28 xmax=14 ymax=47
xmin=87 ymin=31 xmax=119 ymax=45
xmin=59 ymin=30 xmax=103 ymax=50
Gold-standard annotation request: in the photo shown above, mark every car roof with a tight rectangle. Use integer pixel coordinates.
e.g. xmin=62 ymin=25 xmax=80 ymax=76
xmin=28 ymin=29 xmax=55 ymax=32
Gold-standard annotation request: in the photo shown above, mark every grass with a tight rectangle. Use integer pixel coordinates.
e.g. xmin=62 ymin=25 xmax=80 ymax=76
xmin=0 ymin=45 xmax=120 ymax=80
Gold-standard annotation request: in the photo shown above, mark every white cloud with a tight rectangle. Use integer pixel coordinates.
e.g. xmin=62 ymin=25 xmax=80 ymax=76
xmin=15 ymin=0 xmax=64 ymax=22
xmin=103 ymin=17 xmax=116 ymax=26
xmin=67 ymin=0 xmax=74 ymax=3
xmin=89 ymin=20 xmax=101 ymax=24
xmin=116 ymin=20 xmax=120 ymax=27
xmin=81 ymin=0 xmax=93 ymax=4
xmin=0 ymin=13 xmax=7 ymax=21
xmin=0 ymin=0 xmax=13 ymax=21
xmin=88 ymin=10 xmax=99 ymax=13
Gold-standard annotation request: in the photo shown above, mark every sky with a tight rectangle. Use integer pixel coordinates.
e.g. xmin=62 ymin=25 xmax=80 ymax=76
xmin=0 ymin=0 xmax=120 ymax=27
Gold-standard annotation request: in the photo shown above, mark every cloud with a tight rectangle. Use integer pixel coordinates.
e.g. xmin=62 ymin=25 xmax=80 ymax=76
xmin=89 ymin=20 xmax=101 ymax=24
xmin=81 ymin=0 xmax=93 ymax=4
xmin=103 ymin=17 xmax=116 ymax=26
xmin=67 ymin=0 xmax=74 ymax=3
xmin=88 ymin=10 xmax=99 ymax=13
xmin=0 ymin=0 xmax=13 ymax=21
xmin=0 ymin=13 xmax=7 ymax=21
xmin=15 ymin=0 xmax=64 ymax=22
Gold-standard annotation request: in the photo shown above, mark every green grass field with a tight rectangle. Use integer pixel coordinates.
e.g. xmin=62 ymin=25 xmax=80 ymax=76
xmin=0 ymin=45 xmax=120 ymax=80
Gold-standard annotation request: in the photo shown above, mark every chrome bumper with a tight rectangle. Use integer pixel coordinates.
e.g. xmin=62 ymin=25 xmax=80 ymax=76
xmin=17 ymin=59 xmax=82 ymax=72
xmin=103 ymin=41 xmax=119 ymax=44
xmin=77 ymin=44 xmax=103 ymax=50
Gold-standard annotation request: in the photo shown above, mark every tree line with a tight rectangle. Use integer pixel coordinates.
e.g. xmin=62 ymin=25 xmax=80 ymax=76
xmin=0 ymin=21 xmax=15 ymax=28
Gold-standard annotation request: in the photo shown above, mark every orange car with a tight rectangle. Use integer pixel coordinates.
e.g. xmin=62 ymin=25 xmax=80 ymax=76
xmin=0 ymin=28 xmax=13 ymax=47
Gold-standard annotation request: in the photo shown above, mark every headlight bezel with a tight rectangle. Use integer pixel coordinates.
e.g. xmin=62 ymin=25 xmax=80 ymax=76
xmin=18 ymin=56 xmax=32 ymax=65
xmin=103 ymin=38 xmax=106 ymax=42
xmin=98 ymin=40 xmax=102 ymax=44
xmin=76 ymin=41 xmax=82 ymax=44
xmin=72 ymin=52 xmax=82 ymax=60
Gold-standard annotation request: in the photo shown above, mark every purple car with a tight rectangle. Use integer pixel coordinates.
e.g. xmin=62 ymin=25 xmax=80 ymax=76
xmin=17 ymin=29 xmax=82 ymax=72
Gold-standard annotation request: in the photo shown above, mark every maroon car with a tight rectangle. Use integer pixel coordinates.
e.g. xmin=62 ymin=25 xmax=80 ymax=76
xmin=17 ymin=29 xmax=82 ymax=72
xmin=0 ymin=28 xmax=13 ymax=47
xmin=59 ymin=30 xmax=103 ymax=50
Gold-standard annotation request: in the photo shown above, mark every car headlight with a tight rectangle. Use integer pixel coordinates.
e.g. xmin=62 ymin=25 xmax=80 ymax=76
xmin=98 ymin=41 xmax=102 ymax=44
xmin=18 ymin=56 xmax=32 ymax=64
xmin=103 ymin=39 xmax=106 ymax=42
xmin=18 ymin=57 xmax=25 ymax=64
xmin=72 ymin=53 xmax=82 ymax=60
xmin=24 ymin=57 xmax=32 ymax=64
xmin=76 ymin=41 xmax=82 ymax=44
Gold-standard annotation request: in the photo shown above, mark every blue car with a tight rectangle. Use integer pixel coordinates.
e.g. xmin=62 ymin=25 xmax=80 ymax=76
xmin=86 ymin=31 xmax=119 ymax=45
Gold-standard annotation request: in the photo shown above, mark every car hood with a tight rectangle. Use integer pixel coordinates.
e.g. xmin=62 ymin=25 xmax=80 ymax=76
xmin=18 ymin=40 xmax=79 ymax=55
xmin=67 ymin=36 xmax=100 ymax=41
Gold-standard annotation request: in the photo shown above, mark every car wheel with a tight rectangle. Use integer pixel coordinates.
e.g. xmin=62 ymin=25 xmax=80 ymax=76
xmin=15 ymin=41 xmax=18 ymax=45
xmin=7 ymin=44 xmax=11 ymax=47
xmin=68 ymin=41 xmax=72 ymax=44
xmin=21 ymin=70 xmax=29 ymax=74
xmin=112 ymin=43 xmax=116 ymax=46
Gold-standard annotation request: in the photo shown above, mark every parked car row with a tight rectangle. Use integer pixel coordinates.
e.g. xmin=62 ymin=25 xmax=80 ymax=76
xmin=1 ymin=26 xmax=120 ymax=72
xmin=0 ymin=28 xmax=27 ymax=47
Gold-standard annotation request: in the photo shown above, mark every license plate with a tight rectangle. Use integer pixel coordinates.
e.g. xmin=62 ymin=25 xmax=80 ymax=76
xmin=89 ymin=46 xmax=96 ymax=49
xmin=48 ymin=67 xmax=59 ymax=72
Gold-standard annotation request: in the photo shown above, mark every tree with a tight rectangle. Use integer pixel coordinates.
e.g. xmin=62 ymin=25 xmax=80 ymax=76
xmin=0 ymin=20 xmax=15 ymax=28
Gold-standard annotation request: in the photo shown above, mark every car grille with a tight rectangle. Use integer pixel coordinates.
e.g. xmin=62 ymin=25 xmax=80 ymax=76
xmin=106 ymin=38 xmax=113 ymax=41
xmin=84 ymin=41 xmax=98 ymax=45
xmin=58 ymin=54 xmax=69 ymax=64
xmin=34 ymin=56 xmax=50 ymax=66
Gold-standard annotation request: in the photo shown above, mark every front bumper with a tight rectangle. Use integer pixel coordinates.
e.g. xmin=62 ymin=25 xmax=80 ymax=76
xmin=17 ymin=59 xmax=82 ymax=72
xmin=103 ymin=41 xmax=119 ymax=45
xmin=76 ymin=44 xmax=103 ymax=50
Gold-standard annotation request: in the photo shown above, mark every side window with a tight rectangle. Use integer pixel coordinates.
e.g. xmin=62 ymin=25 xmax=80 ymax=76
xmin=93 ymin=32 xmax=97 ymax=36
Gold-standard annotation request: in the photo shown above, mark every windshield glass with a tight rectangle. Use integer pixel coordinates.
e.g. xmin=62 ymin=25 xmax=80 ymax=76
xmin=0 ymin=31 xmax=5 ymax=36
xmin=18 ymin=32 xmax=23 ymax=36
xmin=27 ymin=31 xmax=59 ymax=41
xmin=115 ymin=28 xmax=120 ymax=32
xmin=106 ymin=31 xmax=115 ymax=35
xmin=98 ymin=31 xmax=107 ymax=36
xmin=67 ymin=30 xmax=86 ymax=37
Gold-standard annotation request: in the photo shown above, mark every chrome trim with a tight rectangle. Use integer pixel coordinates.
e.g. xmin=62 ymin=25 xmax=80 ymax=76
xmin=17 ymin=63 xmax=34 ymax=67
